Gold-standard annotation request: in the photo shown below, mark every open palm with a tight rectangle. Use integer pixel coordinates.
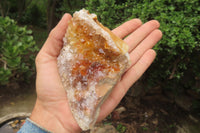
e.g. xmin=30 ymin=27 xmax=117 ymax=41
xmin=30 ymin=13 xmax=162 ymax=133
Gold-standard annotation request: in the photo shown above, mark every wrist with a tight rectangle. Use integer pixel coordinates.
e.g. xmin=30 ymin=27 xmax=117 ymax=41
xmin=30 ymin=100 xmax=81 ymax=133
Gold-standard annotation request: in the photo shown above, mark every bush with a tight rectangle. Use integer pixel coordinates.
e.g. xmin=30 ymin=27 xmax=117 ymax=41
xmin=0 ymin=0 xmax=47 ymax=28
xmin=19 ymin=4 xmax=47 ymax=28
xmin=86 ymin=0 xmax=200 ymax=92
xmin=0 ymin=16 xmax=38 ymax=85
xmin=86 ymin=0 xmax=133 ymax=29
xmin=56 ymin=0 xmax=85 ymax=17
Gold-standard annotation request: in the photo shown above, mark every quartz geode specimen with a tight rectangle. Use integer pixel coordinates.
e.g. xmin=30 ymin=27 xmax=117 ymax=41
xmin=57 ymin=9 xmax=130 ymax=130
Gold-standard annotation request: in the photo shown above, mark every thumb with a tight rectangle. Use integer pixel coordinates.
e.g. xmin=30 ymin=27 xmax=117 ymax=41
xmin=38 ymin=13 xmax=72 ymax=60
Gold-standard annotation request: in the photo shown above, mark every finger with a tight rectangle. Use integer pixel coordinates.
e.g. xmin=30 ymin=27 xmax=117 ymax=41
xmin=121 ymin=49 xmax=156 ymax=89
xmin=98 ymin=49 xmax=156 ymax=121
xmin=112 ymin=19 xmax=142 ymax=39
xmin=40 ymin=13 xmax=72 ymax=58
xmin=124 ymin=20 xmax=160 ymax=52
xmin=130 ymin=29 xmax=162 ymax=67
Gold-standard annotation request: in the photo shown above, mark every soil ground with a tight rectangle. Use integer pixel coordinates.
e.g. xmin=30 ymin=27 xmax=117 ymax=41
xmin=109 ymin=95 xmax=200 ymax=133
xmin=0 ymin=82 xmax=36 ymax=119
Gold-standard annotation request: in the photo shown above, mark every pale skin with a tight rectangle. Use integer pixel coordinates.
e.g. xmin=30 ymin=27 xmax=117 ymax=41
xmin=30 ymin=13 xmax=162 ymax=133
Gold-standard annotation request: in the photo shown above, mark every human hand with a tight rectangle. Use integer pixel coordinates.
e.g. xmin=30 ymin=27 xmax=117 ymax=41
xmin=30 ymin=13 xmax=162 ymax=133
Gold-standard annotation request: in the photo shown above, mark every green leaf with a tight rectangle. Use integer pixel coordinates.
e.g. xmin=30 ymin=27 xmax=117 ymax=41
xmin=0 ymin=16 xmax=38 ymax=85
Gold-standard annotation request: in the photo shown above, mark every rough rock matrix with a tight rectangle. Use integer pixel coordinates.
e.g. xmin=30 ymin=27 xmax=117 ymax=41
xmin=57 ymin=9 xmax=130 ymax=130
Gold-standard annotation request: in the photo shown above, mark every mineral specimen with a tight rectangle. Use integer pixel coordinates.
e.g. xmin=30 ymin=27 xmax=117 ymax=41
xmin=57 ymin=9 xmax=130 ymax=130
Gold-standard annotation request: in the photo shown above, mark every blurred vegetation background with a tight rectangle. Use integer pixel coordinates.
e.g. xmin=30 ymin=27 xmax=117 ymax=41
xmin=0 ymin=0 xmax=200 ymax=112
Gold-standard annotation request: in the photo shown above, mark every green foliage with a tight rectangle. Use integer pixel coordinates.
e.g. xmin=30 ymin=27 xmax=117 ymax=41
xmin=86 ymin=0 xmax=200 ymax=92
xmin=0 ymin=16 xmax=38 ymax=85
xmin=192 ymin=100 xmax=200 ymax=116
xmin=116 ymin=123 xmax=126 ymax=133
xmin=31 ymin=26 xmax=48 ymax=48
xmin=141 ymin=126 xmax=149 ymax=131
xmin=86 ymin=0 xmax=133 ymax=29
xmin=56 ymin=0 xmax=85 ymax=18
xmin=19 ymin=1 xmax=47 ymax=28
xmin=0 ymin=0 xmax=47 ymax=28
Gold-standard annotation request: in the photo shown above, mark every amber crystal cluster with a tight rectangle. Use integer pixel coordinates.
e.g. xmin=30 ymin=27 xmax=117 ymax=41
xmin=57 ymin=9 xmax=130 ymax=130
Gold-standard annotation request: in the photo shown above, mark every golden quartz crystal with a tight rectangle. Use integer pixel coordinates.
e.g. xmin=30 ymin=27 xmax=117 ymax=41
xmin=57 ymin=9 xmax=130 ymax=130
